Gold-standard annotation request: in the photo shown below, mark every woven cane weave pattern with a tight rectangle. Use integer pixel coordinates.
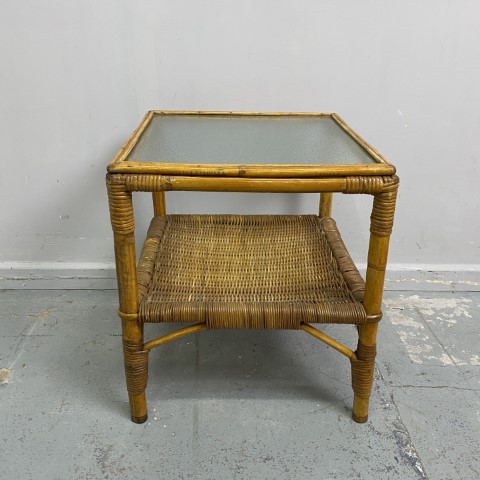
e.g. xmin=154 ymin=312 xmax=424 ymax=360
xmin=137 ymin=215 xmax=367 ymax=328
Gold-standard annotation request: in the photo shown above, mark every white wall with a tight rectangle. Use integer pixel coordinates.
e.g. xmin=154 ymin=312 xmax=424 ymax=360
xmin=1 ymin=1 xmax=479 ymax=275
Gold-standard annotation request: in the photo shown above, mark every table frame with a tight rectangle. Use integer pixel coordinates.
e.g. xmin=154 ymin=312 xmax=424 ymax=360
xmin=106 ymin=111 xmax=399 ymax=424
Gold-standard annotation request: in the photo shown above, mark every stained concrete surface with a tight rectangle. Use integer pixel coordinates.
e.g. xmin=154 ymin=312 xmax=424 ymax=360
xmin=0 ymin=290 xmax=479 ymax=479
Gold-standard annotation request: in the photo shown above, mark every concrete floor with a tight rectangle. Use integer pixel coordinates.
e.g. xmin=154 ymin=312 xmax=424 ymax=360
xmin=0 ymin=290 xmax=479 ymax=480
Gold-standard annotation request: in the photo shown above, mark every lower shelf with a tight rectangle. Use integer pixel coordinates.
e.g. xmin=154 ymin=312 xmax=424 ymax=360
xmin=136 ymin=214 xmax=366 ymax=328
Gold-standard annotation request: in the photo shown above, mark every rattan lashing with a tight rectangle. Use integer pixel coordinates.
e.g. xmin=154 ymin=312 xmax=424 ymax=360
xmin=137 ymin=215 xmax=366 ymax=328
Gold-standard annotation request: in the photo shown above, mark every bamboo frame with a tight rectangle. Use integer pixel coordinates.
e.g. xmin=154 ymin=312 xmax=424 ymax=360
xmin=123 ymin=175 xmax=392 ymax=194
xmin=141 ymin=321 xmax=354 ymax=357
xmin=131 ymin=176 xmax=347 ymax=193
xmin=351 ymin=177 xmax=398 ymax=423
xmin=300 ymin=324 xmax=355 ymax=359
xmin=319 ymin=192 xmax=333 ymax=217
xmin=152 ymin=191 xmax=166 ymax=216
xmin=331 ymin=113 xmax=389 ymax=165
xmin=107 ymin=175 xmax=148 ymax=423
xmin=106 ymin=111 xmax=399 ymax=425
xmin=109 ymin=162 xmax=394 ymax=178
xmin=107 ymin=111 xmax=396 ymax=178
xmin=143 ymin=323 xmax=208 ymax=351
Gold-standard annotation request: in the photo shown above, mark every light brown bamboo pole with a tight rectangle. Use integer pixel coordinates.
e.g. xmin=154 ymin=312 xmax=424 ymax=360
xmin=352 ymin=234 xmax=390 ymax=423
xmin=152 ymin=110 xmax=332 ymax=116
xmin=319 ymin=193 xmax=333 ymax=217
xmin=152 ymin=192 xmax=166 ymax=216
xmin=126 ymin=175 xmax=347 ymax=193
xmin=301 ymin=324 xmax=355 ymax=359
xmin=107 ymin=174 xmax=148 ymax=424
xmin=108 ymin=161 xmax=395 ymax=178
xmin=111 ymin=111 xmax=154 ymax=165
xmin=114 ymin=232 xmax=148 ymax=424
xmin=351 ymin=174 xmax=398 ymax=423
xmin=144 ymin=323 xmax=208 ymax=351
xmin=331 ymin=113 xmax=390 ymax=165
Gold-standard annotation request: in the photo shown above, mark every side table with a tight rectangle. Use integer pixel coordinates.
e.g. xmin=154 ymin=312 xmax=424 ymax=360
xmin=106 ymin=111 xmax=399 ymax=424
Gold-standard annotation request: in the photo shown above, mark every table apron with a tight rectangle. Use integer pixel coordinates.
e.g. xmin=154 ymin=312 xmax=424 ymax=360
xmin=124 ymin=175 xmax=350 ymax=193
xmin=122 ymin=174 xmax=396 ymax=195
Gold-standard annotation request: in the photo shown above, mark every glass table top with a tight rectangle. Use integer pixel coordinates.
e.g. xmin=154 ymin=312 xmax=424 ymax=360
xmin=126 ymin=114 xmax=376 ymax=166
xmin=108 ymin=112 xmax=395 ymax=177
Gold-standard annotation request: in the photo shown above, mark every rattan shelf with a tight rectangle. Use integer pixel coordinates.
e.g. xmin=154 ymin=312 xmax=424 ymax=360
xmin=106 ymin=111 xmax=399 ymax=424
xmin=137 ymin=214 xmax=367 ymax=327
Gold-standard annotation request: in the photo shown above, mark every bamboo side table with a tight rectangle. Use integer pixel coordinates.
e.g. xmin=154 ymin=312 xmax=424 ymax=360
xmin=106 ymin=111 xmax=398 ymax=424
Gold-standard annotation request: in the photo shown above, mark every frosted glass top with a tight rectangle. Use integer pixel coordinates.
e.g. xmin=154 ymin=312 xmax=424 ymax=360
xmin=126 ymin=115 xmax=376 ymax=166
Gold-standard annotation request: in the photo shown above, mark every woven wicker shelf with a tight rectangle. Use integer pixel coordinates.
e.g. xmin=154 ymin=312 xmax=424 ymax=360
xmin=137 ymin=215 xmax=366 ymax=328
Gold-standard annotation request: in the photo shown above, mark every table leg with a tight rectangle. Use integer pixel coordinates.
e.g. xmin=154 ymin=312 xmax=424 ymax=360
xmin=108 ymin=174 xmax=148 ymax=423
xmin=319 ymin=192 xmax=332 ymax=217
xmin=351 ymin=178 xmax=398 ymax=422
xmin=352 ymin=322 xmax=378 ymax=423
xmin=152 ymin=191 xmax=166 ymax=216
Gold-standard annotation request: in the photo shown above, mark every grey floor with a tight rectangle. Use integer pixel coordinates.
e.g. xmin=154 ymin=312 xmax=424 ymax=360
xmin=0 ymin=289 xmax=479 ymax=480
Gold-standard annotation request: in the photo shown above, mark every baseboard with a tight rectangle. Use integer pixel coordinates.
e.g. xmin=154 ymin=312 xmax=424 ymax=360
xmin=375 ymin=264 xmax=480 ymax=292
xmin=0 ymin=262 xmax=479 ymax=291
xmin=0 ymin=262 xmax=117 ymax=290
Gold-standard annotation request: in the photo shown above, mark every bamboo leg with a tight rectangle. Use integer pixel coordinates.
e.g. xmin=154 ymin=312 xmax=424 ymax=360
xmin=351 ymin=233 xmax=390 ymax=423
xmin=351 ymin=178 xmax=398 ymax=422
xmin=115 ymin=233 xmax=148 ymax=423
xmin=122 ymin=320 xmax=148 ymax=423
xmin=152 ymin=191 xmax=166 ymax=216
xmin=319 ymin=192 xmax=332 ymax=217
xmin=108 ymin=174 xmax=148 ymax=423
xmin=351 ymin=233 xmax=388 ymax=423
xmin=352 ymin=322 xmax=378 ymax=423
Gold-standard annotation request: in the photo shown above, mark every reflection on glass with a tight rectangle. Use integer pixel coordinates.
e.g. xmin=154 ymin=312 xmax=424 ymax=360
xmin=127 ymin=115 xmax=376 ymax=166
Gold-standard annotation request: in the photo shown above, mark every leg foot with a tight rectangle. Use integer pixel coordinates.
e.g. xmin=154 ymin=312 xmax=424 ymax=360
xmin=128 ymin=391 xmax=148 ymax=423
xmin=131 ymin=414 xmax=148 ymax=424
xmin=123 ymin=345 xmax=149 ymax=424
xmin=352 ymin=395 xmax=369 ymax=423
